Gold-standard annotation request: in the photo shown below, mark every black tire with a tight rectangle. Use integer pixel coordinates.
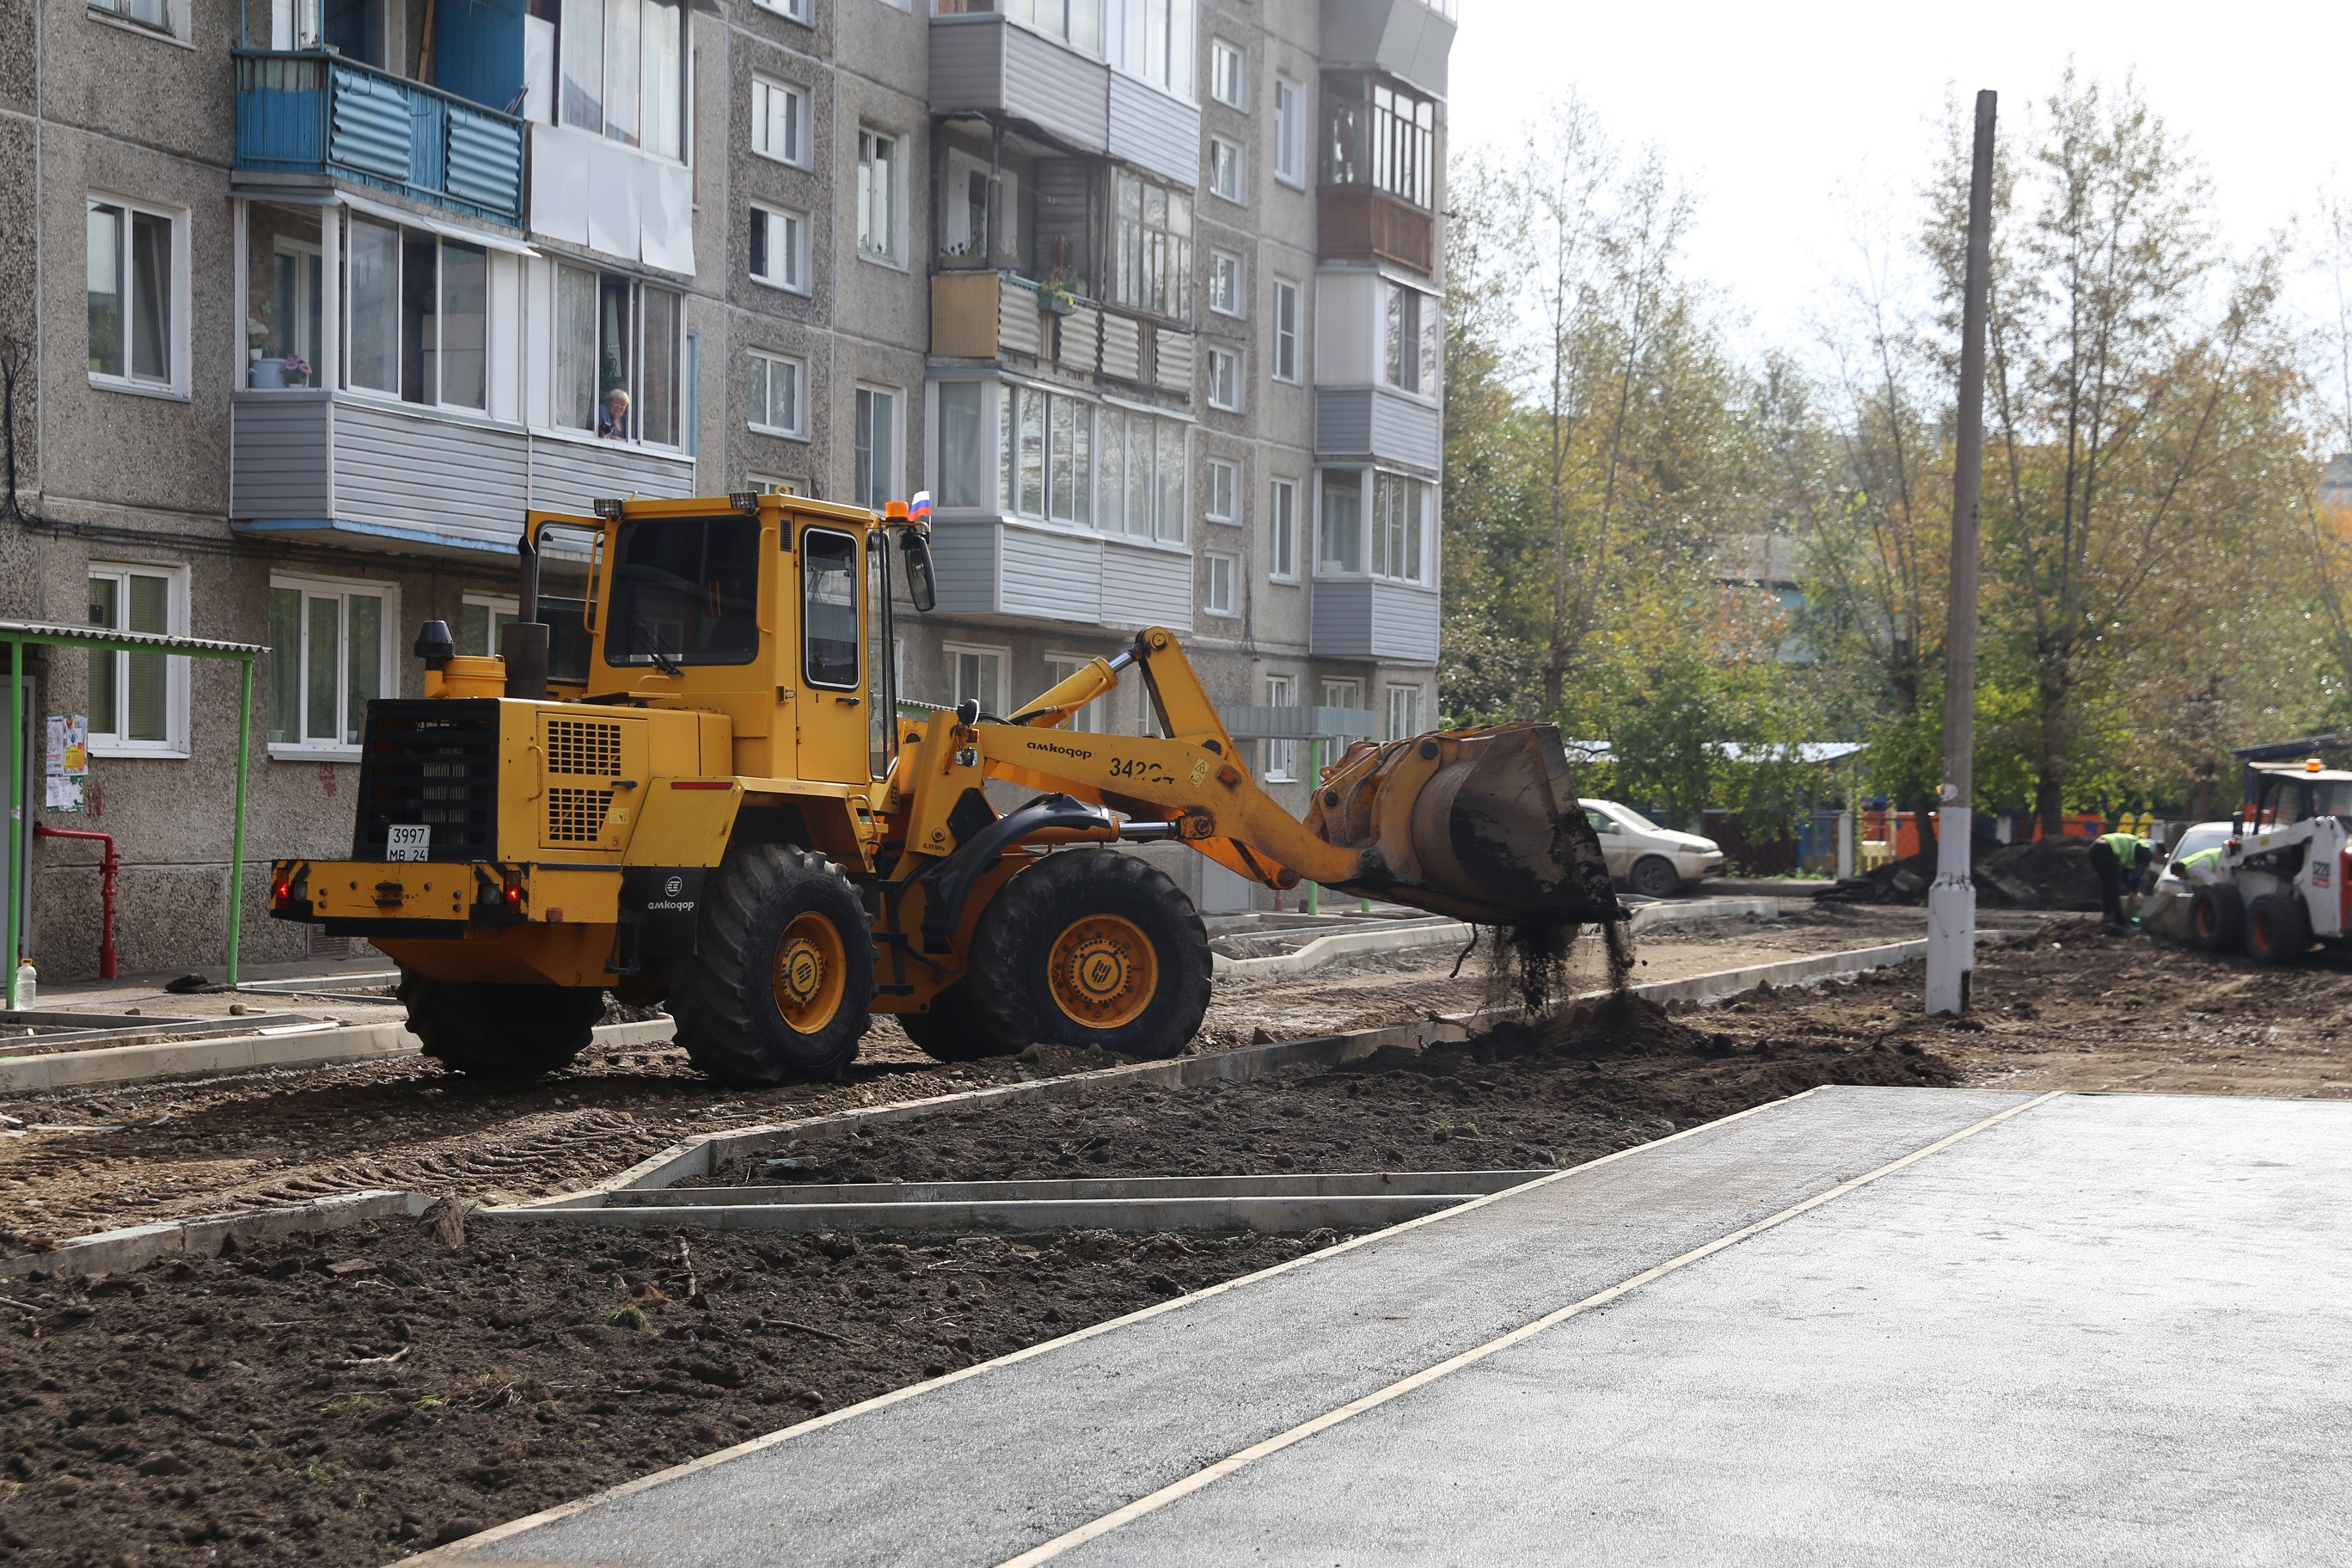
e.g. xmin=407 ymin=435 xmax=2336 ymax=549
xmin=2245 ymin=891 xmax=2311 ymax=966
xmin=966 ymin=849 xmax=1210 ymax=1060
xmin=668 ymin=844 xmax=876 ymax=1087
xmin=898 ymin=979 xmax=1013 ymax=1062
xmin=399 ymin=971 xmax=603 ymax=1077
xmin=1628 ymin=855 xmax=1681 ymax=900
xmin=2190 ymin=884 xmax=2244 ymax=953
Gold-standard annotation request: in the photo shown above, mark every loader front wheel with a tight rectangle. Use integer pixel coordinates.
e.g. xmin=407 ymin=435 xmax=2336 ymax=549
xmin=399 ymin=972 xmax=603 ymax=1077
xmin=669 ymin=845 xmax=875 ymax=1087
xmin=967 ymin=850 xmax=1209 ymax=1060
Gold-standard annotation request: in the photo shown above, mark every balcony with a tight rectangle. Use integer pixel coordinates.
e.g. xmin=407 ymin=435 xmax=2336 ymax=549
xmin=928 ymin=516 xmax=1193 ymax=634
xmin=234 ymin=52 xmax=525 ymax=226
xmin=1315 ymin=387 xmax=1440 ymax=470
xmin=929 ymin=10 xmax=1197 ymax=187
xmin=931 ymin=272 xmax=1190 ymax=395
xmin=1311 ymin=577 xmax=1439 ymax=665
xmin=230 ymin=393 xmax=695 ymax=558
xmin=1319 ymin=186 xmax=1433 ymax=274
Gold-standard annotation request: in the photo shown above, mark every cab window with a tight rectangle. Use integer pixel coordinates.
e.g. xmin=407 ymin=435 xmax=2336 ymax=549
xmin=803 ymin=528 xmax=861 ymax=690
xmin=603 ymin=516 xmax=761 ymax=667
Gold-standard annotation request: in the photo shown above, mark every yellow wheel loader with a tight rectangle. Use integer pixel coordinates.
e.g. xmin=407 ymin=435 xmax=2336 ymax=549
xmin=269 ymin=493 xmax=1622 ymax=1086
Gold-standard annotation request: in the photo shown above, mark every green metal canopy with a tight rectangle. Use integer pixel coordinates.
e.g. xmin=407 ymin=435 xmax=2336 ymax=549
xmin=0 ymin=621 xmax=266 ymax=1005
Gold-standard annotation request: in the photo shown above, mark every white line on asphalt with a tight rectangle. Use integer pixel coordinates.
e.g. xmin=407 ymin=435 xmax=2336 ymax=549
xmin=993 ymin=1088 xmax=2070 ymax=1568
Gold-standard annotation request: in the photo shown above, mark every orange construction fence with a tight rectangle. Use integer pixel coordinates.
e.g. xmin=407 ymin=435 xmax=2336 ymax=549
xmin=1859 ymin=811 xmax=2107 ymax=860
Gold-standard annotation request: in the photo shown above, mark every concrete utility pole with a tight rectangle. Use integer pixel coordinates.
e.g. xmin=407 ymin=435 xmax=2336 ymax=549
xmin=1927 ymin=88 xmax=1996 ymax=1017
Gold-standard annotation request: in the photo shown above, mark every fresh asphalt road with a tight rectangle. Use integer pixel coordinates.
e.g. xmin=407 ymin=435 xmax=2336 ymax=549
xmin=420 ymin=1087 xmax=2352 ymax=1566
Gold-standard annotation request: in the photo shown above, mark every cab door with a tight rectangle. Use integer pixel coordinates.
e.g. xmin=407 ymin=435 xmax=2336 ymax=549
xmin=794 ymin=521 xmax=868 ymax=785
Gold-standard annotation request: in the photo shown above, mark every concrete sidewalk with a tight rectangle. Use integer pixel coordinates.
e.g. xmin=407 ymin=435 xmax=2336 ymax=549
xmin=417 ymin=1082 xmax=2352 ymax=1566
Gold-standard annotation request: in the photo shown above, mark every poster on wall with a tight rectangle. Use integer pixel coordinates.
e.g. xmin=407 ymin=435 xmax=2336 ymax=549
xmin=43 ymin=714 xmax=87 ymax=813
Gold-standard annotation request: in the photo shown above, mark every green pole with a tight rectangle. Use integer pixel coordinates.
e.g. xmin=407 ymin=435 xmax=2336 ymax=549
xmin=5 ymin=638 xmax=18 ymax=1010
xmin=227 ymin=656 xmax=253 ymax=986
xmin=1305 ymin=737 xmax=1321 ymax=918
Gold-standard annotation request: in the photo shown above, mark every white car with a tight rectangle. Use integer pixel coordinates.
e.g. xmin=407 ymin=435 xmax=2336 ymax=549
xmin=1579 ymin=798 xmax=1727 ymax=899
xmin=2140 ymin=820 xmax=2235 ymax=941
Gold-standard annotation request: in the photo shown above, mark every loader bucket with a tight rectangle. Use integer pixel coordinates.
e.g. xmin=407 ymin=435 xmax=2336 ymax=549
xmin=1305 ymin=723 xmax=1623 ymax=929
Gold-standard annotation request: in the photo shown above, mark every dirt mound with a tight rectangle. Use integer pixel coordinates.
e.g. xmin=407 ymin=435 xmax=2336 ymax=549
xmin=1817 ymin=836 xmax=2102 ymax=911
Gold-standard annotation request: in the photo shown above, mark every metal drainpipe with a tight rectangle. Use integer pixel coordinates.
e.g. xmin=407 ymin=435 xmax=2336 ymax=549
xmin=34 ymin=824 xmax=117 ymax=979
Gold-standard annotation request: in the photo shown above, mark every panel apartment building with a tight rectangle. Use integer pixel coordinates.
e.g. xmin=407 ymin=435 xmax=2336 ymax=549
xmin=0 ymin=0 xmax=1455 ymax=977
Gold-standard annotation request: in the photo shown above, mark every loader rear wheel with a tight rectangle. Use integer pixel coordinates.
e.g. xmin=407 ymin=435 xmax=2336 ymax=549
xmin=966 ymin=850 xmax=1209 ymax=1060
xmin=669 ymin=845 xmax=875 ymax=1087
xmin=2190 ymin=884 xmax=2244 ymax=953
xmin=399 ymin=972 xmax=603 ymax=1077
xmin=2245 ymin=892 xmax=2311 ymax=966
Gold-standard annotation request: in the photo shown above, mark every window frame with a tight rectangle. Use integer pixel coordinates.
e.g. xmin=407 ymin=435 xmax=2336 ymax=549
xmin=750 ymin=75 xmax=810 ymax=168
xmin=1268 ymin=477 xmax=1298 ymax=582
xmin=340 ymin=213 xmax=495 ymax=415
xmin=749 ymin=202 xmax=810 ymax=294
xmin=857 ymin=126 xmax=905 ymax=266
xmin=1204 ymin=551 xmax=1237 ymax=617
xmin=266 ymin=572 xmax=400 ymax=763
xmin=1261 ymin=672 xmax=1297 ymax=781
xmin=84 ymin=562 xmax=191 ymax=759
xmin=1207 ymin=248 xmax=1244 ymax=318
xmin=554 ymin=0 xmax=690 ymax=162
xmin=544 ymin=263 xmax=686 ymax=447
xmin=854 ymin=383 xmax=902 ymax=507
xmin=85 ymin=193 xmax=187 ymax=397
xmin=1110 ymin=171 xmax=1193 ymax=323
xmin=1272 ymin=74 xmax=1304 ymax=187
xmin=1271 ymin=278 xmax=1300 ymax=383
xmin=1205 ymin=345 xmax=1243 ymax=413
xmin=1385 ymin=683 xmax=1423 ymax=743
xmin=800 ymin=526 xmax=865 ymax=693
xmin=1204 ymin=457 xmax=1238 ymax=525
xmin=1207 ymin=135 xmax=1246 ymax=205
xmin=1044 ymin=653 xmax=1106 ymax=733
xmin=751 ymin=0 xmax=811 ymax=21
xmin=1210 ymin=38 xmax=1246 ymax=110
xmin=456 ymin=593 xmax=522 ymax=659
xmin=748 ymin=348 xmax=808 ymax=439
xmin=944 ymin=641 xmax=1009 ymax=715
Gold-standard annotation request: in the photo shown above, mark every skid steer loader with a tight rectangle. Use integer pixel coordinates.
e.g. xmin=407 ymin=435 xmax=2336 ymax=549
xmin=269 ymin=493 xmax=1622 ymax=1086
xmin=2170 ymin=759 xmax=2352 ymax=965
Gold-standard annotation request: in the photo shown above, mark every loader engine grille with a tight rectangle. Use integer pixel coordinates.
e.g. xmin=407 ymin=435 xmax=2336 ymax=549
xmin=352 ymin=700 xmax=500 ymax=861
xmin=545 ymin=719 xmax=623 ymax=779
xmin=546 ymin=786 xmax=614 ymax=843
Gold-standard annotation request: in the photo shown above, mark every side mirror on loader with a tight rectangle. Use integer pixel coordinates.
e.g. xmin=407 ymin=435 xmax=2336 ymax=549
xmin=900 ymin=529 xmax=939 ymax=613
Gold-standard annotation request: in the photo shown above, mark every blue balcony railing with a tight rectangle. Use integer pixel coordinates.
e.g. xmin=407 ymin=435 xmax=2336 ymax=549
xmin=234 ymin=52 xmax=525 ymax=225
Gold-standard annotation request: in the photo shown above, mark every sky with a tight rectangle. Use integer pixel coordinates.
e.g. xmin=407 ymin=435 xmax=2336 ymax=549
xmin=1448 ymin=0 xmax=2352 ymax=362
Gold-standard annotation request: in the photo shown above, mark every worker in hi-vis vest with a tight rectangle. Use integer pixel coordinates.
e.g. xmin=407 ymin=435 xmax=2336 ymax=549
xmin=2088 ymin=830 xmax=2154 ymax=930
xmin=2171 ymin=845 xmax=2226 ymax=888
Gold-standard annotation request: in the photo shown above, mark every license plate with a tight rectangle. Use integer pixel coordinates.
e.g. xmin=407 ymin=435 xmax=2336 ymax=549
xmin=386 ymin=825 xmax=431 ymax=862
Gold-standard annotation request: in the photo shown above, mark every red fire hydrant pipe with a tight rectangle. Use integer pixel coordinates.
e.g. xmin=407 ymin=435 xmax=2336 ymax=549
xmin=34 ymin=824 xmax=119 ymax=980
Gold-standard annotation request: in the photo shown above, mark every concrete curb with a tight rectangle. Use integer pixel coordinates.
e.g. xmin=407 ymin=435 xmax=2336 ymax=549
xmin=1210 ymin=896 xmax=1786 ymax=981
xmin=1 ymin=1188 xmax=431 ymax=1279
xmin=485 ymin=1192 xmax=1492 ymax=1234
xmin=0 ymin=1016 xmax=682 ymax=1096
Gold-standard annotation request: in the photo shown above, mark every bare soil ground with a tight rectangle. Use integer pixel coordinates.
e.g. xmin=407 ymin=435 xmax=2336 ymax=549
xmin=0 ymin=905 xmax=1936 ymax=1246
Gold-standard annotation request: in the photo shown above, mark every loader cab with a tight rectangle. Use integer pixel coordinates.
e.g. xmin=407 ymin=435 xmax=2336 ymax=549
xmin=521 ymin=494 xmax=928 ymax=784
xmin=2239 ymin=763 xmax=2352 ymax=830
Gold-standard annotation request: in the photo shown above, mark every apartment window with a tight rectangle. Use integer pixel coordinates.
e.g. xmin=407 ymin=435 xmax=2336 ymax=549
xmin=1322 ymin=677 xmax=1361 ymax=715
xmin=1372 ymin=471 xmax=1429 ymax=582
xmin=346 ymin=216 xmax=489 ymax=411
xmin=1385 ymin=282 xmax=1438 ymax=396
xmin=1045 ymin=655 xmax=1105 ymax=732
xmin=937 ymin=380 xmax=989 ymax=508
xmin=90 ymin=0 xmax=170 ymax=31
xmin=1385 ymin=683 xmax=1422 ymax=742
xmin=1262 ymin=673 xmax=1296 ymax=781
xmin=1094 ymin=407 xmax=1185 ymax=542
xmin=553 ymin=265 xmax=683 ymax=444
xmin=268 ymin=577 xmax=394 ymax=754
xmin=1204 ymin=553 xmax=1236 ymax=616
xmin=948 ymin=0 xmax=1102 ymax=52
xmin=750 ymin=76 xmax=807 ymax=165
xmin=1273 ymin=75 xmax=1304 ymax=187
xmin=947 ymin=644 xmax=1006 ymax=714
xmin=1204 ymin=458 xmax=1237 ymax=524
xmin=1268 ymin=479 xmax=1297 ymax=580
xmin=1206 ymin=346 xmax=1241 ymax=412
xmin=999 ymin=384 xmax=1092 ymax=525
xmin=749 ymin=350 xmax=805 ymax=437
xmin=1112 ymin=0 xmax=1195 ymax=98
xmin=749 ymin=205 xmax=808 ymax=292
xmin=558 ymin=0 xmax=688 ymax=160
xmin=943 ymin=150 xmax=1019 ymax=265
xmin=1271 ymin=279 xmax=1299 ymax=383
xmin=1325 ymin=74 xmax=1436 ymax=208
xmin=749 ymin=474 xmax=804 ymax=496
xmin=1112 ymin=173 xmax=1191 ymax=322
xmin=1208 ymin=249 xmax=1242 ymax=317
xmin=86 ymin=566 xmax=187 ymax=756
xmin=1208 ymin=138 xmax=1246 ymax=205
xmin=1320 ymin=471 xmax=1361 ymax=573
xmin=456 ymin=595 xmax=520 ymax=658
xmin=754 ymin=0 xmax=811 ymax=20
xmin=1210 ymin=39 xmax=1245 ymax=109
xmin=86 ymin=199 xmax=179 ymax=390
xmin=242 ymin=202 xmax=323 ymax=389
xmin=854 ymin=387 xmax=898 ymax=506
xmin=858 ymin=130 xmax=902 ymax=261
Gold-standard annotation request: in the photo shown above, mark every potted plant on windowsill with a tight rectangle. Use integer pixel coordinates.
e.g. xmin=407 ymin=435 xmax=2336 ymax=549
xmin=1038 ymin=266 xmax=1087 ymax=315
